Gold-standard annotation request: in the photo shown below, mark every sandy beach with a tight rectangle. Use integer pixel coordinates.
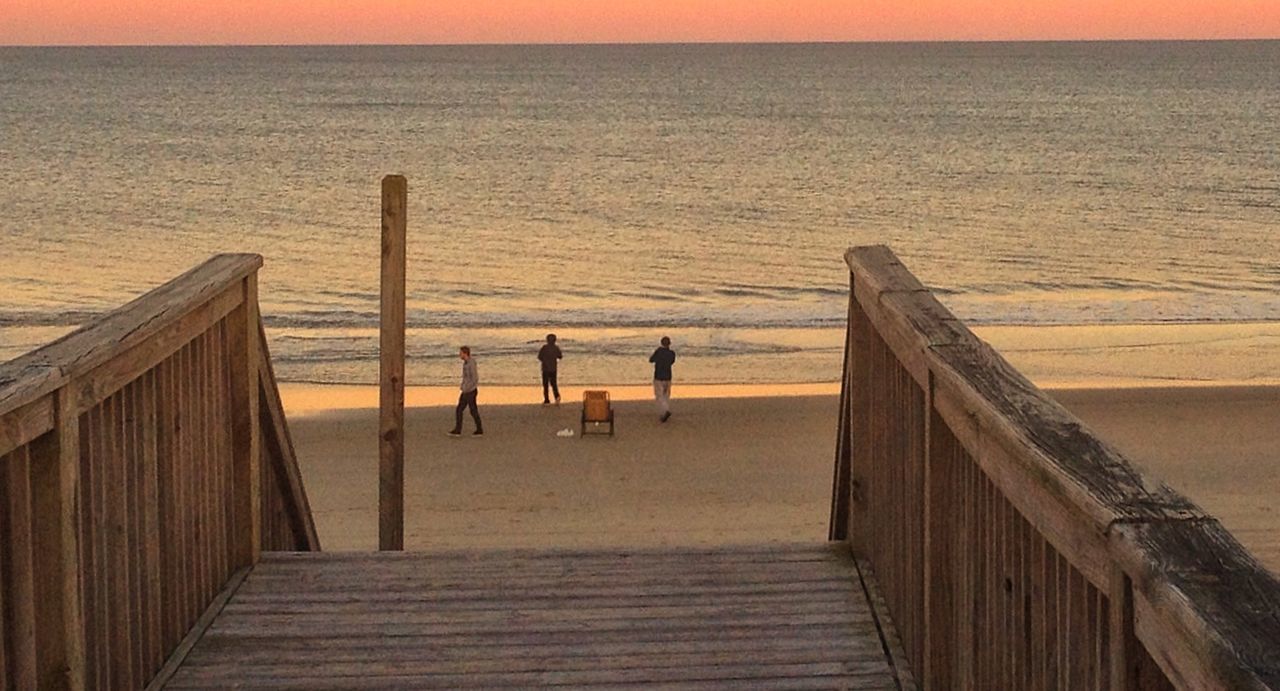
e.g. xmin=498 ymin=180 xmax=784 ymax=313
xmin=291 ymin=395 xmax=841 ymax=552
xmin=288 ymin=384 xmax=1280 ymax=575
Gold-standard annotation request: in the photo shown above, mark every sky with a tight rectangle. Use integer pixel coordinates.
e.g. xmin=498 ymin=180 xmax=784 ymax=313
xmin=2 ymin=0 xmax=1279 ymax=46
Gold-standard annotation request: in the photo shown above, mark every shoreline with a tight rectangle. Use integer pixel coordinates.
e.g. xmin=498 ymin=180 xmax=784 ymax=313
xmin=279 ymin=380 xmax=1280 ymax=416
xmin=279 ymin=382 xmax=844 ymax=415
xmin=260 ymin=320 xmax=1278 ymax=412
xmin=7 ymin=320 xmax=1279 ymax=394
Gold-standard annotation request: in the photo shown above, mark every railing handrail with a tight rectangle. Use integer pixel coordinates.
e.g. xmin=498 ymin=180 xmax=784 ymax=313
xmin=836 ymin=245 xmax=1280 ymax=689
xmin=0 ymin=253 xmax=263 ymax=420
xmin=0 ymin=253 xmax=320 ymax=689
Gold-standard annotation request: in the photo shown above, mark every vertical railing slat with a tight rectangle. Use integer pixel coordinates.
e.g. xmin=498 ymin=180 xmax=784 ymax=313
xmin=110 ymin=391 xmax=134 ymax=689
xmin=211 ymin=326 xmax=226 ymax=585
xmin=181 ymin=342 xmax=197 ymax=627
xmin=220 ymin=319 xmax=237 ymax=574
xmin=142 ymin=368 xmax=162 ymax=675
xmin=0 ymin=521 xmax=7 ymax=689
xmin=77 ymin=411 xmax=95 ymax=691
xmin=1 ymin=447 xmax=38 ymax=689
xmin=193 ymin=334 xmax=210 ymax=612
xmin=155 ymin=353 xmax=177 ymax=657
xmin=125 ymin=381 xmax=144 ymax=687
xmin=94 ymin=397 xmax=110 ymax=691
xmin=958 ymin=442 xmax=975 ymax=691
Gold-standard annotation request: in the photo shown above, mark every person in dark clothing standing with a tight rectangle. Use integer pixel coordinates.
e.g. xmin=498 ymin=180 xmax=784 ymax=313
xmin=537 ymin=333 xmax=563 ymax=405
xmin=649 ymin=336 xmax=676 ymax=422
xmin=449 ymin=346 xmax=483 ymax=436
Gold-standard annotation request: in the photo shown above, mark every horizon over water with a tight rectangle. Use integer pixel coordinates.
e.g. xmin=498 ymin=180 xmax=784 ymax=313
xmin=1 ymin=42 xmax=1277 ymax=386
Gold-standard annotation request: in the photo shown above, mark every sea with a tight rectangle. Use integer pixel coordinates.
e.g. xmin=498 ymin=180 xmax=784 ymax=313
xmin=1 ymin=42 xmax=1277 ymax=386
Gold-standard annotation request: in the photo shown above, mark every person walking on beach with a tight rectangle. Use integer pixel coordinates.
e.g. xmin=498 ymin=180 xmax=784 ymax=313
xmin=649 ymin=336 xmax=676 ymax=423
xmin=537 ymin=333 xmax=563 ymax=405
xmin=449 ymin=346 xmax=483 ymax=436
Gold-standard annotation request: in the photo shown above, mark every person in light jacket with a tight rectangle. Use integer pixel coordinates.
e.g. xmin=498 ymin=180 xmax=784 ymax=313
xmin=449 ymin=346 xmax=483 ymax=436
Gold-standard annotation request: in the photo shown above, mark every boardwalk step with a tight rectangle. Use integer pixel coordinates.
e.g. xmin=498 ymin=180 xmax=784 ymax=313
xmin=161 ymin=543 xmax=911 ymax=689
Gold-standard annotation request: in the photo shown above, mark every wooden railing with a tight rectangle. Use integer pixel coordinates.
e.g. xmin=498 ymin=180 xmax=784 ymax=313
xmin=830 ymin=246 xmax=1280 ymax=691
xmin=0 ymin=254 xmax=318 ymax=690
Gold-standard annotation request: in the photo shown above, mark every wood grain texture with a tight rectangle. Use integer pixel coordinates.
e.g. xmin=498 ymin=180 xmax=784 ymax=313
xmin=27 ymin=390 xmax=85 ymax=690
xmin=72 ymin=285 xmax=242 ymax=416
xmin=228 ymin=276 xmax=262 ymax=569
xmin=162 ymin=543 xmax=912 ymax=689
xmin=833 ymin=244 xmax=1280 ymax=690
xmin=379 ymin=174 xmax=407 ymax=552
xmin=847 ymin=293 xmax=874 ymax=557
xmin=0 ymin=254 xmax=262 ymax=417
xmin=0 ymin=256 xmax=284 ymax=690
xmin=145 ymin=567 xmax=250 ymax=691
xmin=0 ymin=396 xmax=54 ymax=458
xmin=1117 ymin=520 xmax=1280 ymax=690
xmin=0 ymin=446 xmax=38 ymax=689
xmin=0 ymin=257 xmax=307 ymax=690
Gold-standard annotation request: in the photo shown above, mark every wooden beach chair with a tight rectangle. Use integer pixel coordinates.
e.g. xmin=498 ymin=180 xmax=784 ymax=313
xmin=581 ymin=390 xmax=615 ymax=437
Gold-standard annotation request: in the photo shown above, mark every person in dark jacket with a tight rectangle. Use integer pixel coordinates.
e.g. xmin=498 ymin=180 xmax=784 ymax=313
xmin=537 ymin=333 xmax=563 ymax=405
xmin=649 ymin=336 xmax=676 ymax=422
xmin=448 ymin=346 xmax=483 ymax=436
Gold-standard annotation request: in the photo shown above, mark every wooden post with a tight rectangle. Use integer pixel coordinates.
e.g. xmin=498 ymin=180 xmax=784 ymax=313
xmin=379 ymin=175 xmax=407 ymax=552
xmin=28 ymin=390 xmax=86 ymax=689
xmin=229 ymin=274 xmax=261 ymax=568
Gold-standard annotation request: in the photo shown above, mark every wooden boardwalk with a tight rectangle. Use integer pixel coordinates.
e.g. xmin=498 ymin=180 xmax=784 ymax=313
xmin=159 ymin=543 xmax=913 ymax=689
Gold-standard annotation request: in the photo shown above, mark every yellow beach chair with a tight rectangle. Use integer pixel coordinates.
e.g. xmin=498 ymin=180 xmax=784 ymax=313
xmin=581 ymin=390 xmax=615 ymax=437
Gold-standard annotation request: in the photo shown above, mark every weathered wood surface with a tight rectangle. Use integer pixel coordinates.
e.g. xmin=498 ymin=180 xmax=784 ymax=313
xmin=230 ymin=273 xmax=262 ymax=570
xmin=72 ymin=330 xmax=244 ymax=689
xmin=145 ymin=567 xmax=251 ymax=691
xmin=29 ymin=390 xmax=85 ymax=689
xmin=379 ymin=174 xmax=407 ymax=552
xmin=834 ymin=244 xmax=1280 ymax=690
xmin=1 ymin=445 xmax=38 ymax=690
xmin=0 ymin=396 xmax=54 ymax=458
xmin=0 ymin=254 xmax=322 ymax=689
xmin=846 ymin=246 xmax=1199 ymax=534
xmin=1114 ymin=519 xmax=1280 ymax=690
xmin=0 ymin=254 xmax=263 ymax=417
xmin=163 ymin=543 xmax=913 ymax=689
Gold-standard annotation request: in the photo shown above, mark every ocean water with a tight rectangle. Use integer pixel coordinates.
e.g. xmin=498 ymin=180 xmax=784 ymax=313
xmin=1 ymin=42 xmax=1277 ymax=385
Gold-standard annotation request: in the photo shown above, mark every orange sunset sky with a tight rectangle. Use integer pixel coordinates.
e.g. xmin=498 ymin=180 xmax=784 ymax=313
xmin=2 ymin=0 xmax=1279 ymax=46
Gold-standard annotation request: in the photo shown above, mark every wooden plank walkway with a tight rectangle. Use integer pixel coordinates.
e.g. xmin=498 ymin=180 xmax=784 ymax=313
xmin=160 ymin=543 xmax=913 ymax=689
